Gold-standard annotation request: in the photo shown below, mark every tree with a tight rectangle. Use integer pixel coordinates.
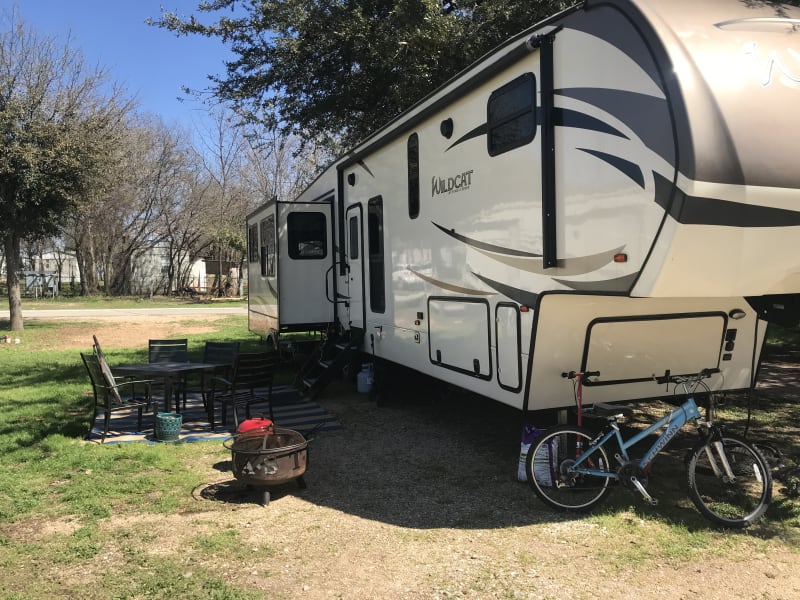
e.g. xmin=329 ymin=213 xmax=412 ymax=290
xmin=0 ymin=9 xmax=131 ymax=330
xmin=150 ymin=0 xmax=570 ymax=150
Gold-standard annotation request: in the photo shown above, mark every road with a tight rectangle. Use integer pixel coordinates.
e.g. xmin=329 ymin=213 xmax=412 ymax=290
xmin=1 ymin=306 xmax=247 ymax=320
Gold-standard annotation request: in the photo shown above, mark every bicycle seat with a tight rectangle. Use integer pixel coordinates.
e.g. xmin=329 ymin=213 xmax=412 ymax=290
xmin=592 ymin=402 xmax=633 ymax=418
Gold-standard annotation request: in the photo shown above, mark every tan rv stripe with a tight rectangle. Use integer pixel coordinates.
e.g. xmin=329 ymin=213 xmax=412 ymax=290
xmin=407 ymin=269 xmax=495 ymax=296
xmin=473 ymin=245 xmax=625 ymax=276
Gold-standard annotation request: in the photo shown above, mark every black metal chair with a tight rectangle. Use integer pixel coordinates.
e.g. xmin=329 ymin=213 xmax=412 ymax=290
xmin=148 ymin=338 xmax=189 ymax=410
xmin=206 ymin=351 xmax=276 ymax=429
xmin=148 ymin=338 xmax=189 ymax=363
xmin=184 ymin=340 xmax=240 ymax=411
xmin=81 ymin=352 xmax=153 ymax=443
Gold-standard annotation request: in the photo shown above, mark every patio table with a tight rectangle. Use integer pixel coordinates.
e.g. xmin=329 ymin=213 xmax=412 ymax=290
xmin=113 ymin=361 xmax=226 ymax=413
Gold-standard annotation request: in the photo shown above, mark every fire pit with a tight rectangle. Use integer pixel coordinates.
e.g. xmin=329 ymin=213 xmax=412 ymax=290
xmin=223 ymin=427 xmax=308 ymax=506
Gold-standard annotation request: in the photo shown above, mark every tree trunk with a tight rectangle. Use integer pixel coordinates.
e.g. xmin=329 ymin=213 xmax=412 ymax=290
xmin=3 ymin=231 xmax=24 ymax=331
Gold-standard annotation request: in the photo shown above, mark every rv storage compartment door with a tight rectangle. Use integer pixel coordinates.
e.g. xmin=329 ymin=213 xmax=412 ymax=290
xmin=496 ymin=303 xmax=521 ymax=392
xmin=428 ymin=298 xmax=491 ymax=380
xmin=584 ymin=314 xmax=726 ymax=384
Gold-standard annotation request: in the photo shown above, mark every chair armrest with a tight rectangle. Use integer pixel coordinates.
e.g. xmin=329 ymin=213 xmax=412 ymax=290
xmin=115 ymin=379 xmax=153 ymax=399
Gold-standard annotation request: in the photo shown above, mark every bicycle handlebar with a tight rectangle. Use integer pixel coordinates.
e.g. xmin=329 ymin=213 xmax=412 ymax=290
xmin=653 ymin=368 xmax=720 ymax=385
xmin=562 ymin=370 xmax=600 ymax=382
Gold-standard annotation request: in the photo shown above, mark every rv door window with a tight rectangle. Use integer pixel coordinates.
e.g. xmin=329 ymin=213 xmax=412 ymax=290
xmin=367 ymin=196 xmax=386 ymax=313
xmin=487 ymin=72 xmax=536 ymax=156
xmin=287 ymin=212 xmax=328 ymax=260
xmin=407 ymin=133 xmax=420 ymax=219
xmin=349 ymin=215 xmax=359 ymax=260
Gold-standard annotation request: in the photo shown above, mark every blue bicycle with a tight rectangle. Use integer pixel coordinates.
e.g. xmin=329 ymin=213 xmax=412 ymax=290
xmin=526 ymin=368 xmax=772 ymax=528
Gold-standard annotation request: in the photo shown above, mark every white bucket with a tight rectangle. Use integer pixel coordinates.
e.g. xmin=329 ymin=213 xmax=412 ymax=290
xmin=356 ymin=364 xmax=374 ymax=394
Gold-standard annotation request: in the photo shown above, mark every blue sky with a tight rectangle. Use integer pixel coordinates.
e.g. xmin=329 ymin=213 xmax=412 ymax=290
xmin=5 ymin=0 xmax=236 ymax=130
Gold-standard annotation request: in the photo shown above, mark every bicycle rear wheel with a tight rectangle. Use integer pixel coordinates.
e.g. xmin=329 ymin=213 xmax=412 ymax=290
xmin=686 ymin=435 xmax=772 ymax=528
xmin=525 ymin=425 xmax=612 ymax=511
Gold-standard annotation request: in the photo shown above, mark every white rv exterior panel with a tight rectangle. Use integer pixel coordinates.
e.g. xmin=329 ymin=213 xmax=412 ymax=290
xmin=528 ymin=294 xmax=763 ymax=411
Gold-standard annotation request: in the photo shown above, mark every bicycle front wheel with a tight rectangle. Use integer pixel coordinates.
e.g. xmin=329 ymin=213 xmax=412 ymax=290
xmin=526 ymin=425 xmax=612 ymax=511
xmin=686 ymin=435 xmax=772 ymax=528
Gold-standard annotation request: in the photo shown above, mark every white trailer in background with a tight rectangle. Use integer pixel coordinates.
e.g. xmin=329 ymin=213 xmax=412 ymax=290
xmin=247 ymin=0 xmax=800 ymax=411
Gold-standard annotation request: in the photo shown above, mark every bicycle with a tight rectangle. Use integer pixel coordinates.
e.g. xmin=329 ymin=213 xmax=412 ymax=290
xmin=525 ymin=368 xmax=773 ymax=528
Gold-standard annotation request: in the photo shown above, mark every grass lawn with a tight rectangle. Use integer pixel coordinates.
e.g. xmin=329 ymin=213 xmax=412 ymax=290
xmin=15 ymin=294 xmax=246 ymax=311
xmin=1 ymin=314 xmax=799 ymax=599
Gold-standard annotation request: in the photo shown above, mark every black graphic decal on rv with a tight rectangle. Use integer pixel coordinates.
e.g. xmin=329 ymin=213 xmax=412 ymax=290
xmin=653 ymin=173 xmax=800 ymax=227
xmin=407 ymin=268 xmax=494 ymax=296
xmin=357 ymin=160 xmax=375 ymax=178
xmin=446 ymin=124 xmax=487 ymax=152
xmin=553 ymin=272 xmax=639 ymax=293
xmin=557 ymin=88 xmax=673 ymax=166
xmin=471 ymin=272 xmax=538 ymax=308
xmin=578 ymin=148 xmax=645 ymax=188
xmin=431 ymin=170 xmax=474 ymax=196
xmin=552 ymin=107 xmax=628 ymax=139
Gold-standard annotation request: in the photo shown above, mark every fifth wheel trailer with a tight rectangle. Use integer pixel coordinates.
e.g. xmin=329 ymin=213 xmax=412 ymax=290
xmin=247 ymin=0 xmax=800 ymax=411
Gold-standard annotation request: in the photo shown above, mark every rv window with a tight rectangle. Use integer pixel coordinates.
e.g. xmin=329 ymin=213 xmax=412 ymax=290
xmin=349 ymin=215 xmax=359 ymax=260
xmin=487 ymin=72 xmax=536 ymax=156
xmin=260 ymin=215 xmax=275 ymax=276
xmin=367 ymin=196 xmax=385 ymax=313
xmin=247 ymin=224 xmax=259 ymax=263
xmin=287 ymin=212 xmax=327 ymax=260
xmin=407 ymin=133 xmax=420 ymax=219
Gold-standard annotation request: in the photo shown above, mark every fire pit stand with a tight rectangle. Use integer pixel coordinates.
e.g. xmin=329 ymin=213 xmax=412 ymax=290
xmin=223 ymin=427 xmax=309 ymax=506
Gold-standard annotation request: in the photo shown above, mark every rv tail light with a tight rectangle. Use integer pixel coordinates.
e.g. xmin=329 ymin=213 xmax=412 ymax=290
xmin=613 ymin=253 xmax=628 ymax=263
xmin=414 ymin=319 xmax=421 ymax=326
xmin=520 ymin=306 xmax=530 ymax=313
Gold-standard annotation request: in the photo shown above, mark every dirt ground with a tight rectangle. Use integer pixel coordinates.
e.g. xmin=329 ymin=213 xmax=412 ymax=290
xmin=47 ymin=316 xmax=800 ymax=598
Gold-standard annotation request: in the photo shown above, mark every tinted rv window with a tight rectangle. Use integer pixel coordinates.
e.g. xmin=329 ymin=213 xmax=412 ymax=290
xmin=367 ymin=196 xmax=385 ymax=314
xmin=260 ymin=215 xmax=275 ymax=276
xmin=287 ymin=212 xmax=327 ymax=260
xmin=349 ymin=215 xmax=359 ymax=260
xmin=487 ymin=73 xmax=536 ymax=156
xmin=407 ymin=133 xmax=420 ymax=219
xmin=248 ymin=224 xmax=259 ymax=263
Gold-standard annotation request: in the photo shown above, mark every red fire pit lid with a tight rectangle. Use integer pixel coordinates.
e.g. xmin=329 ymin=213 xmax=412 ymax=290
xmin=237 ymin=417 xmax=274 ymax=435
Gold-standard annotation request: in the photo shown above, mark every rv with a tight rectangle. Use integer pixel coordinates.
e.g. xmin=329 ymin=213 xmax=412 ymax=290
xmin=247 ymin=0 xmax=800 ymax=411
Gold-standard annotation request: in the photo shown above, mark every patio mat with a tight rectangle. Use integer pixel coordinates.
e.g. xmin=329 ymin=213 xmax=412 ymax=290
xmin=86 ymin=386 xmax=342 ymax=444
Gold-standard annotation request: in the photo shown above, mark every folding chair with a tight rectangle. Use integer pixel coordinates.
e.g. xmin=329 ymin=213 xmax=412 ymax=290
xmin=81 ymin=352 xmax=153 ymax=443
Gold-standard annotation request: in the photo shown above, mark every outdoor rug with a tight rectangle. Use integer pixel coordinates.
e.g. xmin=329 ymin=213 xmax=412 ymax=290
xmin=86 ymin=386 xmax=342 ymax=444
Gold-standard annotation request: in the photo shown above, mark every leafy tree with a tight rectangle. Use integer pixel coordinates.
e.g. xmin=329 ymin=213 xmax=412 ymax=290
xmin=0 ymin=10 xmax=130 ymax=330
xmin=150 ymin=0 xmax=570 ymax=150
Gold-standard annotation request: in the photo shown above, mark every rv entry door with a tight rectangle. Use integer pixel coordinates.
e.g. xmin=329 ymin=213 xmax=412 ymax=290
xmin=345 ymin=204 xmax=365 ymax=329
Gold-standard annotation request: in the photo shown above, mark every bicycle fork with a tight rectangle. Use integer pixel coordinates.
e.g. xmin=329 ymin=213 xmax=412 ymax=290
xmin=702 ymin=440 xmax=739 ymax=483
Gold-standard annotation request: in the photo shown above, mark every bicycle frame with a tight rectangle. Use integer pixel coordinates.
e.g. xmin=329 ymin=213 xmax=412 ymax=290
xmin=571 ymin=397 xmax=703 ymax=478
